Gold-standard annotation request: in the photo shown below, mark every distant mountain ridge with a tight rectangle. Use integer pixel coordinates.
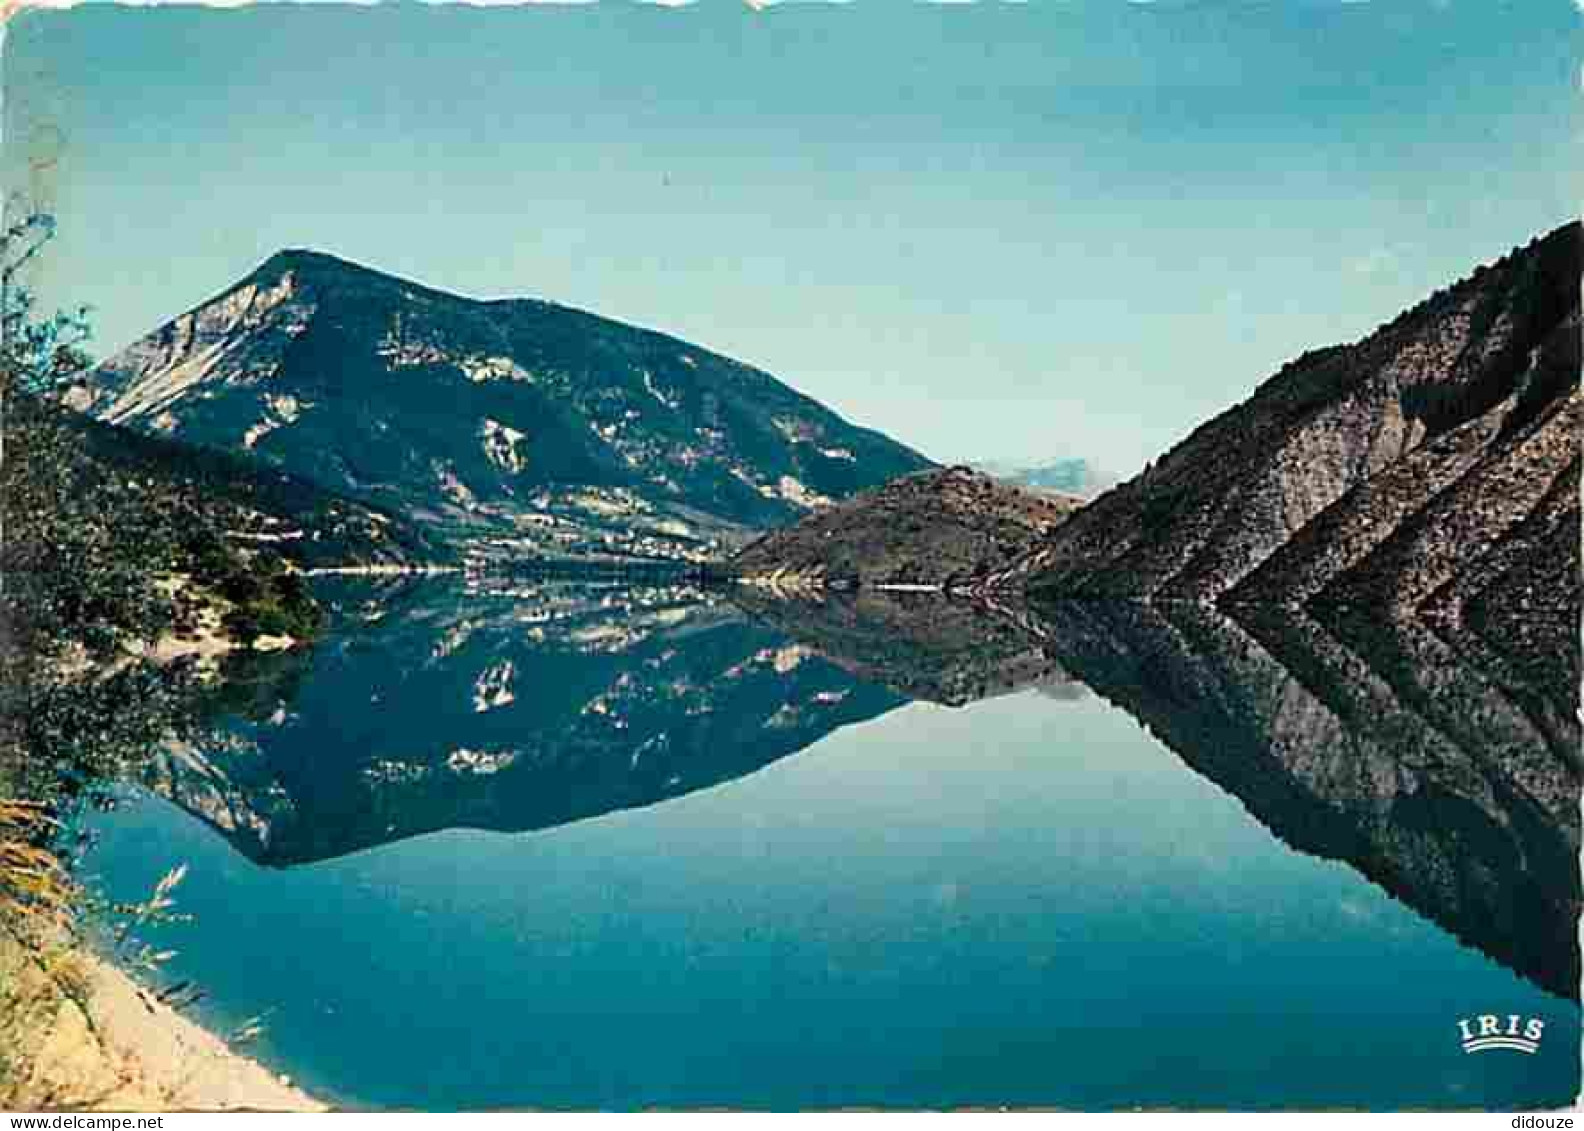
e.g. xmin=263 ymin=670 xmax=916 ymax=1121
xmin=972 ymin=456 xmax=1112 ymax=497
xmin=990 ymin=222 xmax=1580 ymax=619
xmin=69 ymin=250 xmax=932 ymax=564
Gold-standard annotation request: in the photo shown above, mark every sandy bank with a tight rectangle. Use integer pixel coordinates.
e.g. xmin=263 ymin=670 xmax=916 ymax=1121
xmin=3 ymin=932 xmax=324 ymax=1112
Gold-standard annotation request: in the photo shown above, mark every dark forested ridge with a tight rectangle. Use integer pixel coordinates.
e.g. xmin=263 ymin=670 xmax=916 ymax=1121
xmin=7 ymin=386 xmax=447 ymax=645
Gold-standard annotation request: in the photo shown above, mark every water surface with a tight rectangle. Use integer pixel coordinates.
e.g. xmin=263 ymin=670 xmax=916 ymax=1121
xmin=84 ymin=580 xmax=1581 ymax=1110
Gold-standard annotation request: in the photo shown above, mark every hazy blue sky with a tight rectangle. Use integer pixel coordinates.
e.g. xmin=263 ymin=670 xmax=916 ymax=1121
xmin=6 ymin=1 xmax=1580 ymax=472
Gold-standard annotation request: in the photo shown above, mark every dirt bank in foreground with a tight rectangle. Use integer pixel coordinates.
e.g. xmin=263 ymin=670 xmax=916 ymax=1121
xmin=2 ymin=933 xmax=324 ymax=1112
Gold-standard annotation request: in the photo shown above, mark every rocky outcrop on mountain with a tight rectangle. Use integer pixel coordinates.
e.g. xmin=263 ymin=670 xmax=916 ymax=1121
xmin=144 ymin=576 xmax=903 ymax=866
xmin=729 ymin=587 xmax=1081 ymax=707
xmin=994 ymin=223 xmax=1580 ymax=611
xmin=726 ymin=467 xmax=1080 ymax=590
xmin=1027 ymin=597 xmax=1580 ymax=1000
xmin=69 ymin=250 xmax=931 ymax=565
xmin=1233 ymin=358 xmax=1580 ymax=620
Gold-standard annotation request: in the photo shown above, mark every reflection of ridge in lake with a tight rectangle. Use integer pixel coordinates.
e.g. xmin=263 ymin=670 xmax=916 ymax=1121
xmin=1025 ymin=596 xmax=1581 ymax=1003
xmin=727 ymin=587 xmax=1085 ymax=706
xmin=148 ymin=577 xmax=903 ymax=866
xmin=685 ymin=583 xmax=1582 ymax=1004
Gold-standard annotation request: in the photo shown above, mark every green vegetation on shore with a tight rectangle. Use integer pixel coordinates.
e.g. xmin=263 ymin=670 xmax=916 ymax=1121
xmin=0 ymin=213 xmax=419 ymax=1106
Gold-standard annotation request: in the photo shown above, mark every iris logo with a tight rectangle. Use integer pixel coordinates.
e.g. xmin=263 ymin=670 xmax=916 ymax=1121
xmin=1457 ymin=1014 xmax=1545 ymax=1054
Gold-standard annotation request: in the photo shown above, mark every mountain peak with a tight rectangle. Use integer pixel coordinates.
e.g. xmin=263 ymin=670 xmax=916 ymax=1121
xmin=243 ymin=248 xmax=563 ymax=318
xmin=249 ymin=247 xmax=403 ymax=289
xmin=261 ymin=246 xmax=333 ymax=265
xmin=77 ymin=252 xmax=934 ymax=565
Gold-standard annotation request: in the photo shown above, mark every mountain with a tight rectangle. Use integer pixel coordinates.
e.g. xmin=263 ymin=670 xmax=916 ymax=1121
xmin=989 ymin=222 xmax=1580 ymax=612
xmin=68 ymin=250 xmax=932 ymax=564
xmin=973 ymin=456 xmax=1112 ymax=497
xmin=145 ymin=576 xmax=903 ymax=866
xmin=726 ymin=466 xmax=1080 ymax=590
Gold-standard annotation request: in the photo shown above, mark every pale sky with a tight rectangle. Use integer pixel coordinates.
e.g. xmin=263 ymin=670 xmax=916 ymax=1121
xmin=7 ymin=0 xmax=1581 ymax=473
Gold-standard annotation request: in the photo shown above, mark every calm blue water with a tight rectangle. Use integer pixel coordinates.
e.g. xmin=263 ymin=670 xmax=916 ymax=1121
xmin=81 ymin=586 xmax=1581 ymax=1110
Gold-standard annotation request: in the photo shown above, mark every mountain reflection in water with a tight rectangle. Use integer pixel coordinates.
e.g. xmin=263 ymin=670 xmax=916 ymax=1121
xmin=144 ymin=577 xmax=1579 ymax=1008
xmin=146 ymin=576 xmax=904 ymax=866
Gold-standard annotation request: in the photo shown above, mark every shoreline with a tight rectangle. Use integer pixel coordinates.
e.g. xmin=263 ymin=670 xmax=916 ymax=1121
xmin=304 ymin=563 xmax=462 ymax=576
xmin=79 ymin=954 xmax=327 ymax=1112
xmin=3 ymin=931 xmax=325 ymax=1112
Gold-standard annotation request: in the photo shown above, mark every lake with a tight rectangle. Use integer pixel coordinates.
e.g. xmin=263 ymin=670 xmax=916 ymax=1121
xmin=81 ymin=578 xmax=1581 ymax=1110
